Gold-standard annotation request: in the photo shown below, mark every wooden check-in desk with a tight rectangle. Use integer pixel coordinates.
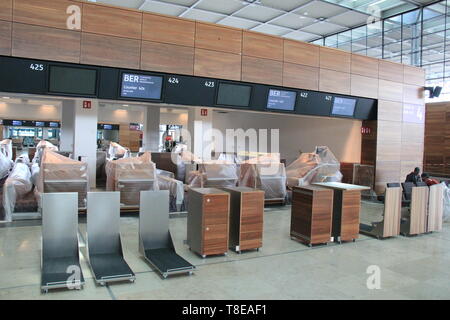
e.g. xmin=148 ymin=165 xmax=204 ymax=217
xmin=401 ymin=185 xmax=428 ymax=236
xmin=313 ymin=182 xmax=370 ymax=243
xmin=290 ymin=185 xmax=334 ymax=246
xmin=221 ymin=187 xmax=264 ymax=253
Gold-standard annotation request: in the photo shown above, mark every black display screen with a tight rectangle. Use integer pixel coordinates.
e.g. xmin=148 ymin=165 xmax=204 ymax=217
xmin=216 ymin=83 xmax=252 ymax=107
xmin=331 ymin=97 xmax=357 ymax=117
xmin=120 ymin=73 xmax=163 ymax=100
xmin=267 ymin=89 xmax=297 ymax=111
xmin=49 ymin=66 xmax=97 ymax=95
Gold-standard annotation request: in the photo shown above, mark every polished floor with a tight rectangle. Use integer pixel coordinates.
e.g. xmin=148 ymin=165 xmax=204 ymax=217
xmin=0 ymin=202 xmax=450 ymax=300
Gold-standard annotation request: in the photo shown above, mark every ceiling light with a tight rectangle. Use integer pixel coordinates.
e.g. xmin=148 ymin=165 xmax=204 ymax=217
xmin=2 ymin=97 xmax=10 ymax=99
xmin=122 ymin=104 xmax=129 ymax=107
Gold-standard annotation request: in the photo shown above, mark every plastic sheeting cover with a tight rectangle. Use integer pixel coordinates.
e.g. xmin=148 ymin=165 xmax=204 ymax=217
xmin=239 ymin=162 xmax=287 ymax=200
xmin=0 ymin=139 xmax=13 ymax=161
xmin=108 ymin=142 xmax=130 ymax=159
xmin=3 ymin=162 xmax=33 ymax=222
xmin=444 ymin=182 xmax=450 ymax=222
xmin=286 ymin=146 xmax=342 ymax=187
xmin=0 ymin=149 xmax=13 ymax=180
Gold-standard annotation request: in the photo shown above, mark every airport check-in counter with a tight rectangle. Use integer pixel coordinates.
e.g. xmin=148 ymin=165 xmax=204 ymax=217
xmin=313 ymin=182 xmax=370 ymax=243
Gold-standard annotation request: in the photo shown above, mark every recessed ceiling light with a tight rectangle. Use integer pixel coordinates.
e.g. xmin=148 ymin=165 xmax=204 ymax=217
xmin=2 ymin=97 xmax=10 ymax=99
xmin=122 ymin=104 xmax=129 ymax=107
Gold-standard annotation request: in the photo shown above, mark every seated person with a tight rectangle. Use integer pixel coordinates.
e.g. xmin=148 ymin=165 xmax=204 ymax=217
xmin=405 ymin=167 xmax=421 ymax=184
xmin=421 ymin=172 xmax=439 ymax=186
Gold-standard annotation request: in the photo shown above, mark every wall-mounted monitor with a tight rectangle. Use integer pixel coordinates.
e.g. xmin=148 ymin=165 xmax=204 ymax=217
xmin=120 ymin=73 xmax=163 ymax=100
xmin=35 ymin=121 xmax=45 ymax=127
xmin=267 ymin=89 xmax=297 ymax=111
xmin=12 ymin=120 xmax=23 ymax=126
xmin=216 ymin=82 xmax=252 ymax=107
xmin=49 ymin=122 xmax=60 ymax=128
xmin=331 ymin=97 xmax=357 ymax=117
xmin=49 ymin=65 xmax=97 ymax=96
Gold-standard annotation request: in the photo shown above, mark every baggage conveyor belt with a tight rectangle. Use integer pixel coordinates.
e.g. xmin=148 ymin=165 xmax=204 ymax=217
xmin=144 ymin=248 xmax=194 ymax=278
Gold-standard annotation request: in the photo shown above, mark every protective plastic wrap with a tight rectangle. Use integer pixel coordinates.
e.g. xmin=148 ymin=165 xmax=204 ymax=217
xmin=201 ymin=163 xmax=239 ymax=187
xmin=187 ymin=162 xmax=239 ymax=188
xmin=32 ymin=140 xmax=59 ymax=164
xmin=444 ymin=182 xmax=450 ymax=222
xmin=108 ymin=142 xmax=130 ymax=159
xmin=105 ymin=152 xmax=158 ymax=206
xmin=286 ymin=146 xmax=342 ymax=187
xmin=239 ymin=162 xmax=287 ymax=201
xmin=0 ymin=139 xmax=13 ymax=161
xmin=3 ymin=161 xmax=33 ymax=222
xmin=0 ymin=149 xmax=13 ymax=180
xmin=157 ymin=174 xmax=185 ymax=211
xmin=238 ymin=152 xmax=281 ymax=164
xmin=37 ymin=150 xmax=88 ymax=208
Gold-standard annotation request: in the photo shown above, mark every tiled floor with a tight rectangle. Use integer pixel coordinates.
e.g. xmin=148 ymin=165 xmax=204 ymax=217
xmin=1 ymin=202 xmax=450 ymax=300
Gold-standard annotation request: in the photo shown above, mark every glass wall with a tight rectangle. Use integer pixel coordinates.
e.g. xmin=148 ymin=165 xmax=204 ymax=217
xmin=311 ymin=0 xmax=450 ymax=101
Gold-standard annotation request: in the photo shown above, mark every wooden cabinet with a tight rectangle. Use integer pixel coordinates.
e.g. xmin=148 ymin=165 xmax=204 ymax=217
xmin=187 ymin=188 xmax=230 ymax=258
xmin=222 ymin=187 xmax=264 ymax=253
xmin=291 ymin=186 xmax=333 ymax=246
xmin=313 ymin=182 xmax=370 ymax=243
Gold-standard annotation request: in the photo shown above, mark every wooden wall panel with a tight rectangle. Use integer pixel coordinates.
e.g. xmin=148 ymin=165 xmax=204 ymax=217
xmin=319 ymin=69 xmax=350 ymax=95
xmin=0 ymin=20 xmax=11 ymax=55
xmin=12 ymin=23 xmax=80 ymax=63
xmin=283 ymin=40 xmax=319 ymax=67
xmin=141 ymin=41 xmax=194 ymax=75
xmin=351 ymin=54 xmax=378 ymax=78
xmin=403 ymin=85 xmax=424 ymax=105
xmin=82 ymin=3 xmax=142 ymax=39
xmin=319 ymin=47 xmax=351 ymax=73
xmin=142 ymin=13 xmax=195 ymax=47
xmin=0 ymin=0 xmax=12 ymax=21
xmin=195 ymin=22 xmax=242 ymax=54
xmin=13 ymin=0 xmax=74 ymax=29
xmin=404 ymin=65 xmax=425 ymax=86
xmin=378 ymin=79 xmax=403 ymax=102
xmin=377 ymin=120 xmax=401 ymax=162
xmin=242 ymin=56 xmax=282 ymax=86
xmin=194 ymin=48 xmax=241 ymax=81
xmin=379 ymin=60 xmax=404 ymax=82
xmin=351 ymin=74 xmax=378 ymax=99
xmin=378 ymin=100 xmax=403 ymax=122
xmin=243 ymin=31 xmax=283 ymax=61
xmin=80 ymin=33 xmax=140 ymax=69
xmin=283 ymin=63 xmax=319 ymax=91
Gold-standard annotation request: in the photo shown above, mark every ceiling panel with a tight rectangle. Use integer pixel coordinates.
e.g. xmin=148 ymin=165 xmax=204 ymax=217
xmin=260 ymin=0 xmax=311 ymax=12
xmin=251 ymin=24 xmax=293 ymax=36
xmin=270 ymin=13 xmax=316 ymax=29
xmin=158 ymin=0 xmax=198 ymax=6
xmin=234 ymin=4 xmax=285 ymax=22
xmin=283 ymin=30 xmax=320 ymax=42
xmin=140 ymin=1 xmax=187 ymax=15
xmin=301 ymin=21 xmax=347 ymax=35
xmin=217 ymin=16 xmax=261 ymax=29
xmin=327 ymin=11 xmax=370 ymax=28
xmin=195 ymin=0 xmax=246 ymax=15
xmin=181 ymin=8 xmax=226 ymax=23
xmin=293 ymin=1 xmax=347 ymax=19
xmin=96 ymin=0 xmax=145 ymax=9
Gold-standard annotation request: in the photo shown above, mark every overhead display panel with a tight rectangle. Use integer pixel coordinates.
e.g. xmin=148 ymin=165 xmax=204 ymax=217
xmin=331 ymin=97 xmax=357 ymax=117
xmin=120 ymin=73 xmax=163 ymax=100
xmin=164 ymin=75 xmax=217 ymax=107
xmin=49 ymin=65 xmax=97 ymax=96
xmin=296 ymin=90 xmax=334 ymax=116
xmin=267 ymin=89 xmax=297 ymax=111
xmin=0 ymin=56 xmax=48 ymax=94
xmin=216 ymin=82 xmax=252 ymax=107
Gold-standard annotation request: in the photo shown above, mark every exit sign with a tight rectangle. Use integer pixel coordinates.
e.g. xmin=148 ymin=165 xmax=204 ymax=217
xmin=201 ymin=109 xmax=208 ymax=116
xmin=83 ymin=101 xmax=92 ymax=109
xmin=361 ymin=127 xmax=371 ymax=134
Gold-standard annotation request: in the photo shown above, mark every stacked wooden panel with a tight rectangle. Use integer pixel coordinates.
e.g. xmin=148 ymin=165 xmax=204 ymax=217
xmin=290 ymin=185 xmax=333 ymax=246
xmin=223 ymin=187 xmax=264 ymax=252
xmin=0 ymin=0 xmax=426 ymax=195
xmin=187 ymin=188 xmax=230 ymax=258
xmin=424 ymin=102 xmax=450 ymax=176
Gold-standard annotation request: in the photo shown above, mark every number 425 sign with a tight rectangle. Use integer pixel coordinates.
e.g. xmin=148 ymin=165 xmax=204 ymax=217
xmin=30 ymin=64 xmax=44 ymax=71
